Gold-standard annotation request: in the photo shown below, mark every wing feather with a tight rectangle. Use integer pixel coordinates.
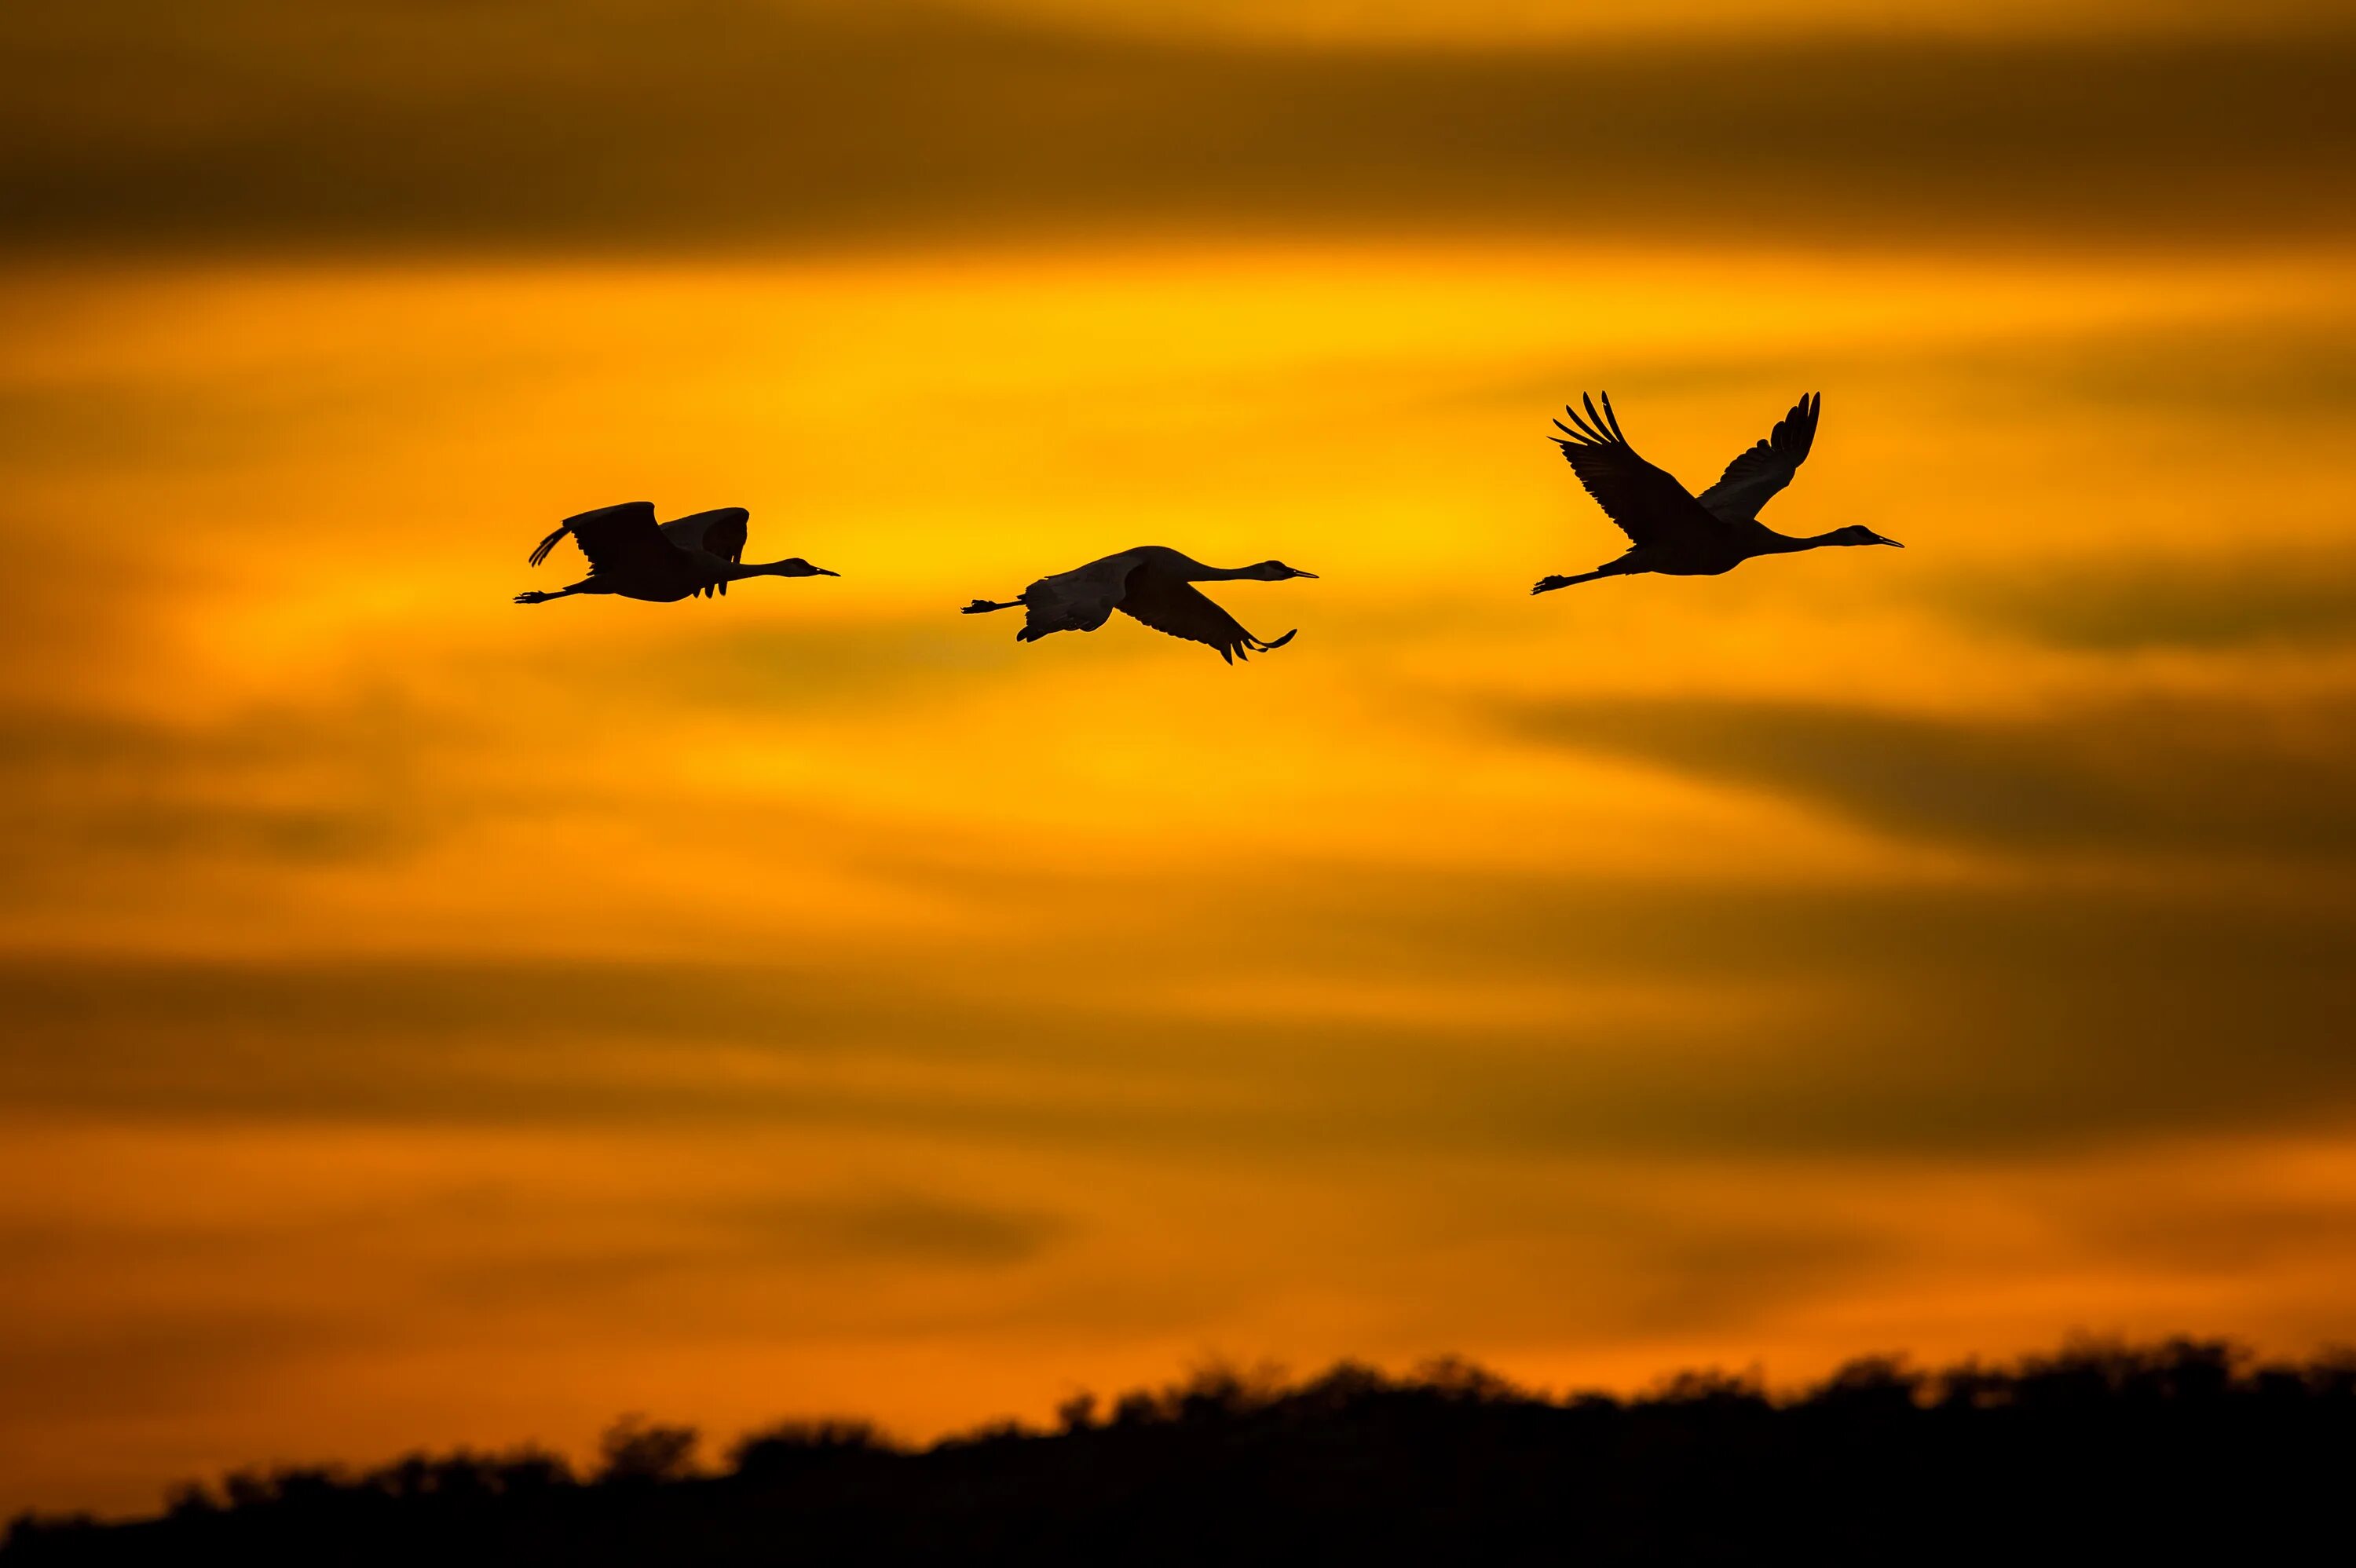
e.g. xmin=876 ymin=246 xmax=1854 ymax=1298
xmin=1550 ymin=392 xmax=1722 ymax=549
xmin=1696 ymin=393 xmax=1820 ymax=524
xmin=555 ymin=502 xmax=690 ymax=581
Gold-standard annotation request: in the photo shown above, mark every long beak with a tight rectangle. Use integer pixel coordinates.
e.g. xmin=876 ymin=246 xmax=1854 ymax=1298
xmin=1291 ymin=569 xmax=1320 ymax=579
xmin=810 ymin=565 xmax=840 ymax=576
xmin=1877 ymin=536 xmax=1904 ymax=549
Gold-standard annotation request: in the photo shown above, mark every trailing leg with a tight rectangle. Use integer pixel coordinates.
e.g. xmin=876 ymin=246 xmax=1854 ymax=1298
xmin=1531 ymin=569 xmax=1611 ymax=595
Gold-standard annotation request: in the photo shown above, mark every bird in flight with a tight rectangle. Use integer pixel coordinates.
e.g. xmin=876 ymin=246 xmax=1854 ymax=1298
xmin=515 ymin=503 xmax=836 ymax=605
xmin=962 ymin=546 xmax=1316 ymax=663
xmin=1534 ymin=392 xmax=1899 ymax=595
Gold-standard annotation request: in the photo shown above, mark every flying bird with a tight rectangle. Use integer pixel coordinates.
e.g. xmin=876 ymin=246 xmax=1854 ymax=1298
xmin=961 ymin=546 xmax=1316 ymax=663
xmin=1533 ymin=392 xmax=1899 ymax=595
xmin=515 ymin=503 xmax=835 ymax=605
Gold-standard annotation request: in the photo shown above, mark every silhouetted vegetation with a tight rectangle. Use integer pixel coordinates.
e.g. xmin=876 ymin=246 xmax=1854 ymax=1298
xmin=9 ymin=1339 xmax=2352 ymax=1564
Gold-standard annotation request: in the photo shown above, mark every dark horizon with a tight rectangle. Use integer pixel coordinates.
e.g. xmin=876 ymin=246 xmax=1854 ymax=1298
xmin=9 ymin=1334 xmax=2352 ymax=1562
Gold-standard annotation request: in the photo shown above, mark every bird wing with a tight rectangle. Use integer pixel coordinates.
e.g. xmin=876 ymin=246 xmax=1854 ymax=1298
xmin=660 ymin=507 xmax=748 ymax=563
xmin=1116 ymin=565 xmax=1270 ymax=664
xmin=1012 ymin=556 xmax=1128 ymax=642
xmin=661 ymin=508 xmax=749 ymax=598
xmin=554 ymin=502 xmax=692 ymax=581
xmin=1551 ymin=393 xmax=1724 ymax=550
xmin=1696 ymin=393 xmax=1820 ymax=524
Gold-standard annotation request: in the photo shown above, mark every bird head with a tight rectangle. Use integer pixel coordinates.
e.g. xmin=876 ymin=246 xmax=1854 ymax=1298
xmin=1248 ymin=561 xmax=1319 ymax=580
xmin=752 ymin=557 xmax=839 ymax=577
xmin=1829 ymin=526 xmax=1903 ymax=549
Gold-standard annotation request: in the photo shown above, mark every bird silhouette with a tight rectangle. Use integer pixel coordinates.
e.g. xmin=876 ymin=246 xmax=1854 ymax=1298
xmin=1533 ymin=392 xmax=1899 ymax=595
xmin=961 ymin=546 xmax=1316 ymax=663
xmin=515 ymin=503 xmax=835 ymax=605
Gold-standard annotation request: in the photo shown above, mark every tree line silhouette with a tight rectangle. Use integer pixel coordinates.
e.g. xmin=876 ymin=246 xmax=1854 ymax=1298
xmin=9 ymin=1337 xmax=2352 ymax=1564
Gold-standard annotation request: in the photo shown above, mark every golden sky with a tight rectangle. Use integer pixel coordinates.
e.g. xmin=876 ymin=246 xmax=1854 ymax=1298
xmin=4 ymin=0 xmax=2356 ymax=1522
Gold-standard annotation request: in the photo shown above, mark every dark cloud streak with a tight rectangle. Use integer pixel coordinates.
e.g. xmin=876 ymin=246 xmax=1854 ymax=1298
xmin=3 ymin=1 xmax=2351 ymax=253
xmin=5 ymin=871 xmax=2354 ymax=1157
xmin=1502 ymin=693 xmax=2356 ymax=857
xmin=1930 ymin=557 xmax=2356 ymax=649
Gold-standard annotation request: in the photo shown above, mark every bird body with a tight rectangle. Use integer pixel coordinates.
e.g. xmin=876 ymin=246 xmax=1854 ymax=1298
xmin=515 ymin=503 xmax=833 ymax=605
xmin=1534 ymin=392 xmax=1898 ymax=594
xmin=962 ymin=545 xmax=1316 ymax=663
xmin=657 ymin=507 xmax=751 ymax=597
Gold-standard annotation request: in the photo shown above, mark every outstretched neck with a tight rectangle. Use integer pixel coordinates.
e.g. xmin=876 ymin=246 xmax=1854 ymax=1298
xmin=1754 ymin=529 xmax=1843 ymax=555
xmin=1141 ymin=550 xmax=1308 ymax=584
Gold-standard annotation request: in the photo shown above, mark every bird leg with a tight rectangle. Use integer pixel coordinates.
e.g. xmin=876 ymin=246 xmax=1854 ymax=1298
xmin=514 ymin=588 xmax=576 ymax=605
xmin=1531 ymin=570 xmax=1610 ymax=595
xmin=961 ymin=598 xmax=1022 ymax=614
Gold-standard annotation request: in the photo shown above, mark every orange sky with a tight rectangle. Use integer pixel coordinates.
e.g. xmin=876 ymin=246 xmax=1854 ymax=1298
xmin=5 ymin=0 xmax=2356 ymax=1522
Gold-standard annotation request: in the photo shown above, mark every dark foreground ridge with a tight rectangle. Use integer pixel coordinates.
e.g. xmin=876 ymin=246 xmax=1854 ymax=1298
xmin=10 ymin=1339 xmax=2354 ymax=1565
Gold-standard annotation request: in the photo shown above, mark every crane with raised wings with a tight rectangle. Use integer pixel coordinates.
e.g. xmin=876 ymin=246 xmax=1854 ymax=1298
xmin=516 ymin=503 xmax=835 ymax=605
xmin=1533 ymin=392 xmax=1899 ymax=595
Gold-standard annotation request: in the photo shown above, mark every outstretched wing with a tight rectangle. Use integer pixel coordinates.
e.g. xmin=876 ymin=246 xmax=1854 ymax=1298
xmin=661 ymin=507 xmax=749 ymax=598
xmin=1697 ymin=393 xmax=1820 ymax=524
xmin=1117 ymin=565 xmax=1290 ymax=664
xmin=550 ymin=502 xmax=690 ymax=582
xmin=1551 ymin=393 xmax=1722 ymax=549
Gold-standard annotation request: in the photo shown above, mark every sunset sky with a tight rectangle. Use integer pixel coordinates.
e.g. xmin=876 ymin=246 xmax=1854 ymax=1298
xmin=5 ymin=0 xmax=2356 ymax=1520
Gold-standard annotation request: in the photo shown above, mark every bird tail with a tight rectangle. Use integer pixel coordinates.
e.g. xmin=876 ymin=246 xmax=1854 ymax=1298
xmin=527 ymin=524 xmax=569 ymax=567
xmin=963 ymin=598 xmax=1019 ymax=614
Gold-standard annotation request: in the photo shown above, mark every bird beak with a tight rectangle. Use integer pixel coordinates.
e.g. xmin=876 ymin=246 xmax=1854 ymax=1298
xmin=1290 ymin=569 xmax=1320 ymax=579
xmin=1875 ymin=535 xmax=1904 ymax=548
xmin=810 ymin=565 xmax=840 ymax=576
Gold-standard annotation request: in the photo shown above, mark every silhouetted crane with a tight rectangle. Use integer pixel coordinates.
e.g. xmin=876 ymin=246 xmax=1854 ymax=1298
xmin=516 ymin=503 xmax=835 ymax=605
xmin=1534 ymin=392 xmax=1899 ymax=594
xmin=962 ymin=546 xmax=1315 ymax=663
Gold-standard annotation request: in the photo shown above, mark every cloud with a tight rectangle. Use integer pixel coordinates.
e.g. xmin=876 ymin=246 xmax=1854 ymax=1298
xmin=430 ymin=1191 xmax=1063 ymax=1311
xmin=737 ymin=1191 xmax=1065 ymax=1267
xmin=1922 ymin=556 xmax=2356 ymax=651
xmin=0 ymin=1308 xmax=358 ymax=1418
xmin=1497 ymin=693 xmax=2356 ymax=858
xmin=3 ymin=2 xmax=2351 ymax=252
xmin=6 ymin=857 xmax=2355 ymax=1157
xmin=0 ymin=704 xmax=445 ymax=882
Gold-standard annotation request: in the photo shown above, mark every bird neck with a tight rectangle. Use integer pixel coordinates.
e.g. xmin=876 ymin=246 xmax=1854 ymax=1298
xmin=1754 ymin=529 xmax=1840 ymax=555
xmin=729 ymin=560 xmax=792 ymax=579
xmin=1184 ymin=562 xmax=1260 ymax=582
